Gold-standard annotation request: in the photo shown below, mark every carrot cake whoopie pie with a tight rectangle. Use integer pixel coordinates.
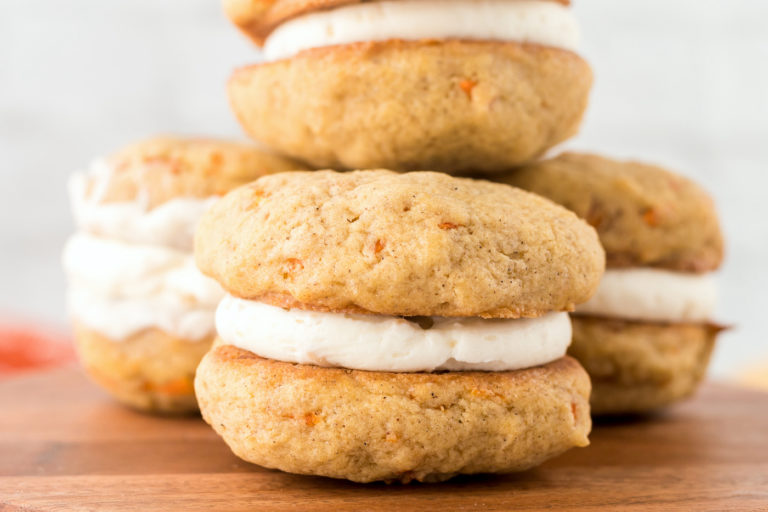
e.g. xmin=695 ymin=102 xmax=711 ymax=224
xmin=224 ymin=0 xmax=592 ymax=173
xmin=194 ymin=170 xmax=605 ymax=483
xmin=63 ymin=136 xmax=304 ymax=413
xmin=500 ymin=153 xmax=725 ymax=414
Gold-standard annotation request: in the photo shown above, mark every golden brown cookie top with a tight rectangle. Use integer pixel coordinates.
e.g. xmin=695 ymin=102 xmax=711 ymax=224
xmin=195 ymin=170 xmax=604 ymax=318
xmin=82 ymin=136 xmax=305 ymax=209
xmin=500 ymin=153 xmax=724 ymax=273
xmin=224 ymin=0 xmax=571 ymax=45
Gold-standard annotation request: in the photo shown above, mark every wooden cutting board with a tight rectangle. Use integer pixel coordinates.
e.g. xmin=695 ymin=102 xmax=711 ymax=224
xmin=1 ymin=367 xmax=767 ymax=511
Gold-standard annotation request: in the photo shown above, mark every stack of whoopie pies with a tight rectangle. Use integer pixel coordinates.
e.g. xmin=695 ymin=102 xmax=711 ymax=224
xmin=190 ymin=0 xmax=610 ymax=482
xmin=63 ymin=0 xmax=726 ymax=484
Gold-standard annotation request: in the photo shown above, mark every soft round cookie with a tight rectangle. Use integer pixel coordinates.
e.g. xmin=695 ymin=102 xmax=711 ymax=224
xmin=195 ymin=170 xmax=605 ymax=318
xmin=88 ymin=136 xmax=306 ymax=209
xmin=569 ymin=316 xmax=720 ymax=415
xmin=229 ymin=40 xmax=592 ymax=173
xmin=223 ymin=0 xmax=571 ymax=45
xmin=74 ymin=323 xmax=214 ymax=414
xmin=195 ymin=344 xmax=591 ymax=483
xmin=499 ymin=152 xmax=724 ymax=272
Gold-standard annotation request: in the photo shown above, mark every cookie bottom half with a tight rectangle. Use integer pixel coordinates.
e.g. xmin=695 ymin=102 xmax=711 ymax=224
xmin=74 ymin=323 xmax=214 ymax=414
xmin=195 ymin=344 xmax=591 ymax=483
xmin=570 ymin=315 xmax=719 ymax=415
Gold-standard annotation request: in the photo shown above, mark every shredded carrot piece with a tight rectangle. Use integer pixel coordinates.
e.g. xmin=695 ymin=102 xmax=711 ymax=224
xmin=286 ymin=258 xmax=304 ymax=271
xmin=304 ymin=412 xmax=319 ymax=427
xmin=153 ymin=377 xmax=193 ymax=395
xmin=642 ymin=208 xmax=659 ymax=227
xmin=459 ymin=79 xmax=478 ymax=99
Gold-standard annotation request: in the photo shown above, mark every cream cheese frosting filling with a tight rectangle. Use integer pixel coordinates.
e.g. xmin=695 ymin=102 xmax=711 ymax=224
xmin=262 ymin=0 xmax=580 ymax=62
xmin=575 ymin=268 xmax=717 ymax=323
xmin=68 ymin=289 xmax=219 ymax=341
xmin=63 ymin=232 xmax=224 ymax=340
xmin=216 ymin=296 xmax=572 ymax=372
xmin=69 ymin=161 xmax=217 ymax=251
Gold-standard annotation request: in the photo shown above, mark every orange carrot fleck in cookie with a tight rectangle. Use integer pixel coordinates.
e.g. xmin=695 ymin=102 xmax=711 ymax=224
xmin=438 ymin=222 xmax=460 ymax=230
xmin=459 ymin=79 xmax=477 ymax=99
xmin=153 ymin=377 xmax=194 ymax=395
xmin=374 ymin=239 xmax=385 ymax=254
xmin=585 ymin=201 xmax=605 ymax=229
xmin=209 ymin=151 xmax=223 ymax=166
xmin=282 ymin=258 xmax=304 ymax=280
xmin=247 ymin=187 xmax=266 ymax=209
xmin=642 ymin=208 xmax=659 ymax=227
xmin=303 ymin=412 xmax=319 ymax=427
xmin=286 ymin=258 xmax=304 ymax=271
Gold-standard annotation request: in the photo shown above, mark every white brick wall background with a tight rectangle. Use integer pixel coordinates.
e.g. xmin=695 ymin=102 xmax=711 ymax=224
xmin=1 ymin=1 xmax=766 ymax=376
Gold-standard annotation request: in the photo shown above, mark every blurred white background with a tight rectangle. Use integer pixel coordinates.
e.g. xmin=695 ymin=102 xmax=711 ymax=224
xmin=1 ymin=0 xmax=766 ymax=377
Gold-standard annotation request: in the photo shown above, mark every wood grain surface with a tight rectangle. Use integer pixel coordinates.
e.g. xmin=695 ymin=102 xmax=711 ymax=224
xmin=1 ymin=367 xmax=767 ymax=511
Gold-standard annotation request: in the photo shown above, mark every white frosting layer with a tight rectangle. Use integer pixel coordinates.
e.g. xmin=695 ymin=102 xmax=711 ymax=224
xmin=68 ymin=161 xmax=217 ymax=251
xmin=67 ymin=289 xmax=219 ymax=341
xmin=63 ymin=232 xmax=224 ymax=340
xmin=216 ymin=296 xmax=571 ymax=372
xmin=575 ymin=268 xmax=717 ymax=323
xmin=263 ymin=0 xmax=580 ymax=62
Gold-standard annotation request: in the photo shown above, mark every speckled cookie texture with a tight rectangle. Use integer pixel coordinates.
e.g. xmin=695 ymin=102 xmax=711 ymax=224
xmin=88 ymin=136 xmax=306 ymax=208
xmin=74 ymin=323 xmax=214 ymax=414
xmin=499 ymin=152 xmax=724 ymax=272
xmin=229 ymin=40 xmax=592 ymax=173
xmin=223 ymin=0 xmax=571 ymax=45
xmin=195 ymin=345 xmax=591 ymax=483
xmin=195 ymin=170 xmax=605 ymax=318
xmin=570 ymin=317 xmax=720 ymax=415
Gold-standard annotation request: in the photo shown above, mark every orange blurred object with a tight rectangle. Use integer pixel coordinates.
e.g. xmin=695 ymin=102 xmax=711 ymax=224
xmin=0 ymin=323 xmax=76 ymax=377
